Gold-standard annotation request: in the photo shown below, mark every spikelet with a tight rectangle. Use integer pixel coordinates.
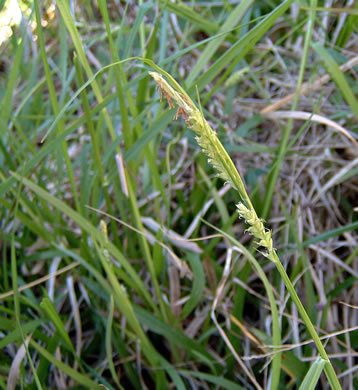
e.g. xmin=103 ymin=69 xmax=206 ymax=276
xmin=236 ymin=202 xmax=276 ymax=260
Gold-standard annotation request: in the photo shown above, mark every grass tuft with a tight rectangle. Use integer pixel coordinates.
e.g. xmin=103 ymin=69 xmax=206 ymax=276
xmin=1 ymin=1 xmax=357 ymax=388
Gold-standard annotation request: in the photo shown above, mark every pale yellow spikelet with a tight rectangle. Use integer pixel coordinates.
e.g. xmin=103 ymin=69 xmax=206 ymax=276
xmin=236 ymin=202 xmax=274 ymax=257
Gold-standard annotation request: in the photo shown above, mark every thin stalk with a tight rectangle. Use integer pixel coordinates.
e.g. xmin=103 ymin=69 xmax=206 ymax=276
xmin=274 ymin=257 xmax=341 ymax=389
xmin=12 ymin=185 xmax=43 ymax=389
xmin=262 ymin=0 xmax=317 ymax=219
xmin=149 ymin=68 xmax=342 ymax=389
xmin=34 ymin=0 xmax=80 ymax=212
xmin=74 ymin=54 xmax=122 ymax=249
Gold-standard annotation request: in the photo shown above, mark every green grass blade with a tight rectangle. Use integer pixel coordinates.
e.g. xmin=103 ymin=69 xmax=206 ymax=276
xmin=193 ymin=0 xmax=295 ymax=91
xmin=181 ymin=253 xmax=205 ymax=318
xmin=11 ymin=211 xmax=43 ymax=389
xmin=298 ymin=357 xmax=326 ymax=390
xmin=187 ymin=0 xmax=253 ymax=84
xmin=29 ymin=339 xmax=103 ymax=389
xmin=1 ymin=24 xmax=25 ymax=134
xmin=40 ymin=297 xmax=77 ymax=355
xmin=10 ymin=172 xmax=156 ymax=310
xmin=92 ymin=237 xmax=162 ymax=378
xmin=0 ymin=319 xmax=42 ymax=349
xmin=158 ymin=0 xmax=218 ymax=34
xmin=180 ymin=370 xmax=246 ymax=390
xmin=56 ymin=0 xmax=116 ymax=140
xmin=262 ymin=0 xmax=317 ymax=219
xmin=134 ymin=305 xmax=214 ymax=364
xmin=302 ymin=221 xmax=358 ymax=248
xmin=105 ymin=296 xmax=122 ymax=389
xmin=34 ymin=0 xmax=80 ymax=212
xmin=312 ymin=42 xmax=358 ymax=118
xmin=123 ymin=2 xmax=153 ymax=59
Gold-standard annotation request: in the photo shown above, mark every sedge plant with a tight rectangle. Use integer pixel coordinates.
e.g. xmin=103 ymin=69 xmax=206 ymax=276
xmin=149 ymin=69 xmax=342 ymax=389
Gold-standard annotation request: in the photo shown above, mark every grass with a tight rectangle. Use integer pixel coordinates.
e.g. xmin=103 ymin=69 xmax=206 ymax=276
xmin=1 ymin=0 xmax=358 ymax=389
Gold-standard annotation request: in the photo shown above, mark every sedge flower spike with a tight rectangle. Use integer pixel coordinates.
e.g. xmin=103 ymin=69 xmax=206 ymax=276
xmin=150 ymin=71 xmax=276 ymax=260
xmin=149 ymin=70 xmax=343 ymax=388
xmin=149 ymin=67 xmax=343 ymax=389
xmin=236 ymin=203 xmax=274 ymax=258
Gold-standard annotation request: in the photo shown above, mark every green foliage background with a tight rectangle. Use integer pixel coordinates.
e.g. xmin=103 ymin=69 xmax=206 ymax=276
xmin=1 ymin=0 xmax=358 ymax=389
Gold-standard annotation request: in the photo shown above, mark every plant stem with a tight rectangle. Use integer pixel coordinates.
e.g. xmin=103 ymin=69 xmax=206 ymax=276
xmin=274 ymin=257 xmax=342 ymax=389
xmin=149 ymin=67 xmax=342 ymax=389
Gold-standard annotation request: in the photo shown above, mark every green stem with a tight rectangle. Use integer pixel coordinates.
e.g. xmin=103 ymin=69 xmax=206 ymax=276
xmin=273 ymin=256 xmax=342 ymax=390
xmin=148 ymin=64 xmax=342 ymax=389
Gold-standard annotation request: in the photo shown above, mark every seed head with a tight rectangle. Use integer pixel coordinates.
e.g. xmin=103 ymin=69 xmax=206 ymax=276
xmin=236 ymin=202 xmax=274 ymax=257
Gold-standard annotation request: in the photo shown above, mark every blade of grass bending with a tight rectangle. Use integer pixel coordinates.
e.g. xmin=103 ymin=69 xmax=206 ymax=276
xmin=36 ymin=57 xmax=176 ymax=144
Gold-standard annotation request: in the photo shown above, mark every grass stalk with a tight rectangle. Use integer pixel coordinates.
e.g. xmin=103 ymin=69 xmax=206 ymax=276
xmin=262 ymin=0 xmax=317 ymax=220
xmin=11 ymin=186 xmax=43 ymax=389
xmin=149 ymin=68 xmax=342 ymax=389
xmin=34 ymin=0 xmax=80 ymax=213
xmin=73 ymin=54 xmax=122 ymax=249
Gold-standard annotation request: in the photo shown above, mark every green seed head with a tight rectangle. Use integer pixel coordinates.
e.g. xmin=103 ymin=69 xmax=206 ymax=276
xmin=236 ymin=202 xmax=274 ymax=257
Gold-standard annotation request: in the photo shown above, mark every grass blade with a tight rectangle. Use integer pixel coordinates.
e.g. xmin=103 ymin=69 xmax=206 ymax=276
xmin=312 ymin=42 xmax=358 ymax=118
xmin=298 ymin=357 xmax=326 ymax=390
